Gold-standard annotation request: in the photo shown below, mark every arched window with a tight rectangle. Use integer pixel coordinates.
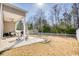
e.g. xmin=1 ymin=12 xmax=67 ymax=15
xmin=16 ymin=20 xmax=24 ymax=30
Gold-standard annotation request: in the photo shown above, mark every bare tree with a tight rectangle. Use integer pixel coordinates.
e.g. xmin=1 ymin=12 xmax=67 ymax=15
xmin=50 ymin=4 xmax=61 ymax=26
xmin=71 ymin=3 xmax=79 ymax=29
xmin=34 ymin=9 xmax=46 ymax=32
xmin=77 ymin=3 xmax=79 ymax=28
xmin=50 ymin=7 xmax=54 ymax=26
xmin=63 ymin=7 xmax=72 ymax=27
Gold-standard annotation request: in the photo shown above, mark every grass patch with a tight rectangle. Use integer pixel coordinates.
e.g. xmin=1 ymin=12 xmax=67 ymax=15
xmin=1 ymin=35 xmax=79 ymax=56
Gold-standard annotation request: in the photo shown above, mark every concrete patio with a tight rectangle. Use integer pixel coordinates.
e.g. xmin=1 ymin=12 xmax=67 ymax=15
xmin=0 ymin=37 xmax=44 ymax=51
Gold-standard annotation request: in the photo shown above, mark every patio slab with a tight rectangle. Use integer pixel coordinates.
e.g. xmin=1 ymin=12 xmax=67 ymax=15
xmin=0 ymin=37 xmax=44 ymax=51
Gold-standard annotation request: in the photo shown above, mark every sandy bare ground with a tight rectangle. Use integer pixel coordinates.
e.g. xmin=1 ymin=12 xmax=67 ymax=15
xmin=0 ymin=35 xmax=79 ymax=56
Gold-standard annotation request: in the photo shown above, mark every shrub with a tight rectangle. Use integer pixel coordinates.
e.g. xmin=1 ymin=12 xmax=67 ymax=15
xmin=50 ymin=26 xmax=76 ymax=34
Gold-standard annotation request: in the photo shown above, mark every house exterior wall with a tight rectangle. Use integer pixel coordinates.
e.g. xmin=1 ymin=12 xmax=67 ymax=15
xmin=4 ymin=21 xmax=16 ymax=33
xmin=0 ymin=3 xmax=27 ymax=38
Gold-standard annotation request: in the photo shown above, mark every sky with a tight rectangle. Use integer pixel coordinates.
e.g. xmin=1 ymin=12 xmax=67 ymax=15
xmin=15 ymin=3 xmax=73 ymax=24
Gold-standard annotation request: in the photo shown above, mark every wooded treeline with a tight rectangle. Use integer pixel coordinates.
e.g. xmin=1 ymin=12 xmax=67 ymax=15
xmin=17 ymin=3 xmax=79 ymax=34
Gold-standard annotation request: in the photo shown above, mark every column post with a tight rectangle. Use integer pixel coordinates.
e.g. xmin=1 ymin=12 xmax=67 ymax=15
xmin=23 ymin=15 xmax=29 ymax=40
xmin=0 ymin=3 xmax=3 ymax=39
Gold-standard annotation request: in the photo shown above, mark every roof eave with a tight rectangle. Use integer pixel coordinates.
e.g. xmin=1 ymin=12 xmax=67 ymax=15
xmin=3 ymin=3 xmax=27 ymax=13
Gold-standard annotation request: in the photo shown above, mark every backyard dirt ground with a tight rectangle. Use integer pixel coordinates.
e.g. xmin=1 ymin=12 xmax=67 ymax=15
xmin=0 ymin=35 xmax=79 ymax=56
